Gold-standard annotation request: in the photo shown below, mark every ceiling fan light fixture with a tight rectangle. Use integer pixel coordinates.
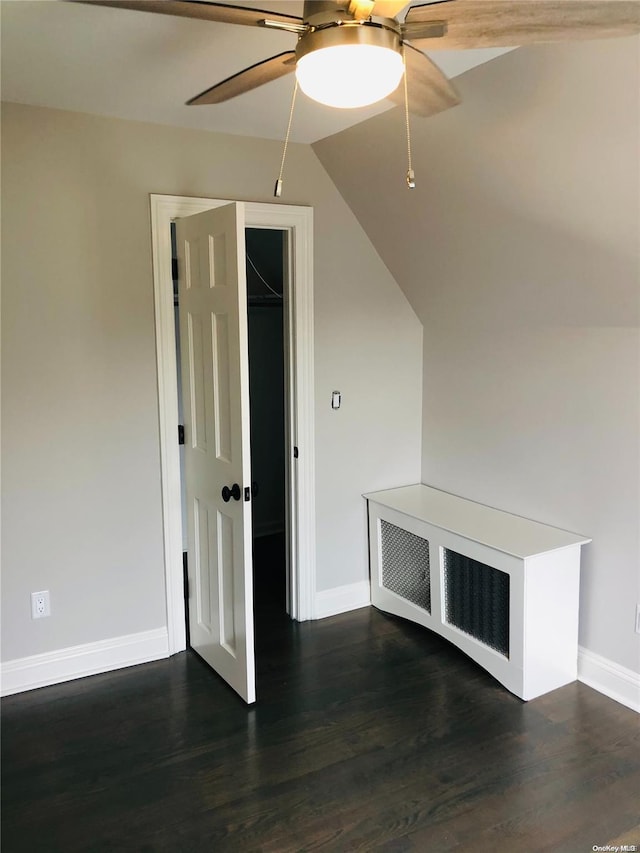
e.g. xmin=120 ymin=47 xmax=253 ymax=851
xmin=296 ymin=44 xmax=403 ymax=108
xmin=295 ymin=23 xmax=404 ymax=109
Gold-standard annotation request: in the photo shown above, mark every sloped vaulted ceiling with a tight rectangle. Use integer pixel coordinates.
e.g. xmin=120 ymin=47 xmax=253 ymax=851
xmin=313 ymin=37 xmax=639 ymax=328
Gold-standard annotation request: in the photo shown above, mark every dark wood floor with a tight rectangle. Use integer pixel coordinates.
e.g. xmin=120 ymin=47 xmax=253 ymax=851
xmin=3 ymin=540 xmax=639 ymax=852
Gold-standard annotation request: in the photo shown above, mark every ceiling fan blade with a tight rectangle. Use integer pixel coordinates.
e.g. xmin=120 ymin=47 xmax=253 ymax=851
xmin=187 ymin=51 xmax=296 ymax=105
xmin=72 ymin=0 xmax=303 ymax=28
xmin=404 ymin=1 xmax=640 ymax=49
xmin=388 ymin=44 xmax=460 ymax=116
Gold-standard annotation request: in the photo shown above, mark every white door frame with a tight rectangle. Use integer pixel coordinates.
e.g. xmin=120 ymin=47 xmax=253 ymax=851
xmin=150 ymin=194 xmax=316 ymax=654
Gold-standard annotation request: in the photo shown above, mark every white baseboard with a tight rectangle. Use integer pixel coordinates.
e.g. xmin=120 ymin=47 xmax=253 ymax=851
xmin=314 ymin=580 xmax=371 ymax=620
xmin=578 ymin=646 xmax=640 ymax=713
xmin=1 ymin=627 xmax=170 ymax=697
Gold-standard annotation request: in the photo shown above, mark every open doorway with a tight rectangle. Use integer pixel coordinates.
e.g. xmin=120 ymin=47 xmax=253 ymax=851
xmin=151 ymin=194 xmax=315 ymax=662
xmin=171 ymin=221 xmax=290 ymax=645
xmin=245 ymin=228 xmax=288 ymax=623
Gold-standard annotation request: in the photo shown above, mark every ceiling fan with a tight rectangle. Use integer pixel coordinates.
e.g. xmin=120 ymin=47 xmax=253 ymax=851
xmin=73 ymin=0 xmax=639 ymax=192
xmin=74 ymin=1 xmax=640 ymax=117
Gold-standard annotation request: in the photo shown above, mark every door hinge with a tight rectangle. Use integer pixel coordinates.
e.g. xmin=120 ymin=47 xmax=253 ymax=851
xmin=178 ymin=425 xmax=185 ymax=445
xmin=244 ymin=486 xmax=251 ymax=502
xmin=293 ymin=446 xmax=299 ymax=459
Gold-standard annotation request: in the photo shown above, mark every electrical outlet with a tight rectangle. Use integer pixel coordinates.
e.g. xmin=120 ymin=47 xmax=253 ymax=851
xmin=31 ymin=590 xmax=50 ymax=619
xmin=636 ymin=604 xmax=640 ymax=635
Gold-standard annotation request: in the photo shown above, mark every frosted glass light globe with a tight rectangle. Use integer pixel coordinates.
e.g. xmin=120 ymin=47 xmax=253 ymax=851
xmin=295 ymin=44 xmax=404 ymax=109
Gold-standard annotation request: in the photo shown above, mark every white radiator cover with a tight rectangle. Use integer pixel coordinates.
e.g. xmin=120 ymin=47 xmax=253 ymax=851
xmin=366 ymin=484 xmax=591 ymax=701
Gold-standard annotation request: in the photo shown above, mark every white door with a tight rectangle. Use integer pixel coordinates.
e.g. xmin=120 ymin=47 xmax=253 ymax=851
xmin=176 ymin=203 xmax=255 ymax=704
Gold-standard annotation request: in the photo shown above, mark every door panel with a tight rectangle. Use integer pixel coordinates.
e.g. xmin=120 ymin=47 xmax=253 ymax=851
xmin=177 ymin=203 xmax=255 ymax=704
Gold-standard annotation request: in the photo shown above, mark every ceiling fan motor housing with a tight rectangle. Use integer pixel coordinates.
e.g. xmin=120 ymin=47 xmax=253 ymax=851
xmin=295 ymin=19 xmax=402 ymax=63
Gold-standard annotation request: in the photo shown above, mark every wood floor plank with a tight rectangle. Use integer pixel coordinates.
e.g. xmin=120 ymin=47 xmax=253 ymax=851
xmin=2 ymin=547 xmax=639 ymax=852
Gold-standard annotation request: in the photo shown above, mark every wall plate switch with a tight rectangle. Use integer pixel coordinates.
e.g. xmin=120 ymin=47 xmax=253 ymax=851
xmin=636 ymin=604 xmax=640 ymax=635
xmin=331 ymin=391 xmax=341 ymax=410
xmin=31 ymin=590 xmax=50 ymax=619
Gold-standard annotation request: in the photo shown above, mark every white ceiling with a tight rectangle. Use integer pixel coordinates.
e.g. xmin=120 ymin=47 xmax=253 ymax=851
xmin=0 ymin=0 xmax=512 ymax=143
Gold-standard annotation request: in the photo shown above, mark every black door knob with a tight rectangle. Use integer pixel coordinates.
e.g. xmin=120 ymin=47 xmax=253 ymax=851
xmin=221 ymin=483 xmax=241 ymax=503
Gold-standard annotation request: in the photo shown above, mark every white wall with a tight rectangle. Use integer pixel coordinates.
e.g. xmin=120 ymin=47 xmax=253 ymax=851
xmin=314 ymin=37 xmax=640 ymax=676
xmin=1 ymin=102 xmax=422 ymax=666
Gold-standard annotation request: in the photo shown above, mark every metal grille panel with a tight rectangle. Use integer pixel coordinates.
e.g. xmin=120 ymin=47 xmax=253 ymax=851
xmin=380 ymin=520 xmax=431 ymax=613
xmin=444 ymin=549 xmax=510 ymax=657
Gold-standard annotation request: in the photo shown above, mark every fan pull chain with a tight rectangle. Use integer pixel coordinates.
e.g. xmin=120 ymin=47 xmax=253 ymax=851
xmin=274 ymin=80 xmax=299 ymax=198
xmin=403 ymin=53 xmax=415 ymax=190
